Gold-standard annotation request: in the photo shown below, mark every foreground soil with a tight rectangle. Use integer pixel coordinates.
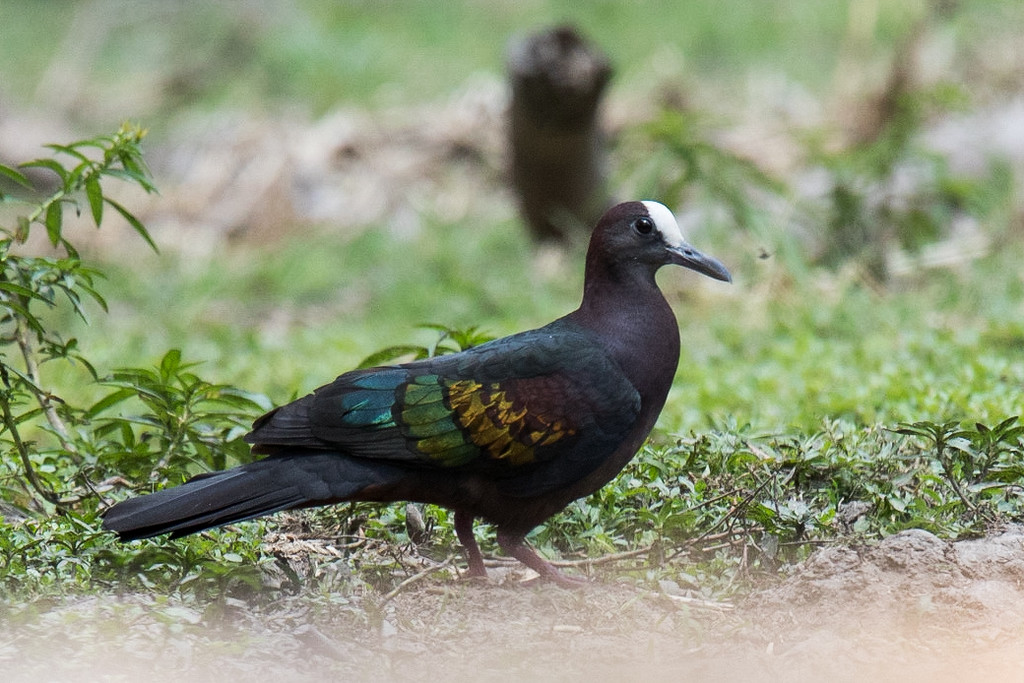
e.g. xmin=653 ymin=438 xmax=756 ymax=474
xmin=5 ymin=526 xmax=1024 ymax=682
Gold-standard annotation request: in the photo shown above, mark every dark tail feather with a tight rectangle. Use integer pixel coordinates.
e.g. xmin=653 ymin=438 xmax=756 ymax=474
xmin=102 ymin=452 xmax=405 ymax=541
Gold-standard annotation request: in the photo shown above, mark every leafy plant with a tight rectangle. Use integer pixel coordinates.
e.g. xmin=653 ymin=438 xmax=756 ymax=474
xmin=512 ymin=414 xmax=1024 ymax=590
xmin=0 ymin=126 xmax=270 ymax=600
xmin=358 ymin=323 xmax=494 ymax=368
xmin=88 ymin=349 xmax=267 ymax=484
xmin=894 ymin=417 xmax=1024 ymax=522
xmin=0 ymin=124 xmax=159 ymax=510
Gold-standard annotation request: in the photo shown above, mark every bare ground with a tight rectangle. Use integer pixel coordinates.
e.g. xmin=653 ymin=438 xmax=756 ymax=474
xmin=4 ymin=525 xmax=1024 ymax=682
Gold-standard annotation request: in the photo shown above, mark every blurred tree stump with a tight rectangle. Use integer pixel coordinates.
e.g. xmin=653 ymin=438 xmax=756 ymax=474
xmin=507 ymin=26 xmax=612 ymax=243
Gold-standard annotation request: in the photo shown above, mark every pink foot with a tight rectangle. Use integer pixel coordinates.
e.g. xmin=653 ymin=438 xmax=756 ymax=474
xmin=497 ymin=529 xmax=588 ymax=588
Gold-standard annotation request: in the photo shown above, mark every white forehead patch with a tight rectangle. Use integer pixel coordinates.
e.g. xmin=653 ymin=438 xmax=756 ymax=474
xmin=641 ymin=200 xmax=686 ymax=247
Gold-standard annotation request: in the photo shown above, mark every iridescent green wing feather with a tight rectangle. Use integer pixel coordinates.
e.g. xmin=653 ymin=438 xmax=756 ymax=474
xmin=266 ymin=324 xmax=641 ymax=483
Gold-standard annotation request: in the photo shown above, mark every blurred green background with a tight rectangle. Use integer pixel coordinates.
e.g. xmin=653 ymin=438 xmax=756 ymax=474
xmin=0 ymin=1 xmax=944 ymax=116
xmin=2 ymin=0 xmax=1023 ymax=433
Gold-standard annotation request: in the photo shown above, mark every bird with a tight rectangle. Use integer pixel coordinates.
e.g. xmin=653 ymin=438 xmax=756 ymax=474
xmin=102 ymin=200 xmax=731 ymax=587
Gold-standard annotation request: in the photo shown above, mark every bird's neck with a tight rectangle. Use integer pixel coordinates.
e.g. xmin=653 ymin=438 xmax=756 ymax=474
xmin=570 ymin=264 xmax=681 ymax=408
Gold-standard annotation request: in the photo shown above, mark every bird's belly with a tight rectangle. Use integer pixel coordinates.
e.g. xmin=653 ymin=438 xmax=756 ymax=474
xmin=357 ymin=416 xmax=655 ymax=534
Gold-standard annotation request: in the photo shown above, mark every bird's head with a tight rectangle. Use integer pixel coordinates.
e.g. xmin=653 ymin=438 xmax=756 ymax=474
xmin=587 ymin=200 xmax=732 ymax=284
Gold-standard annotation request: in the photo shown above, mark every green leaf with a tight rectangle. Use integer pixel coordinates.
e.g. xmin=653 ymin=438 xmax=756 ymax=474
xmin=85 ymin=387 xmax=139 ymax=419
xmin=44 ymin=143 xmax=92 ymax=165
xmin=75 ymin=279 xmax=109 ymax=312
xmin=947 ymin=437 xmax=973 ymax=454
xmin=104 ymin=197 xmax=158 ymax=252
xmin=0 ymin=281 xmax=54 ymax=305
xmin=21 ymin=158 xmax=69 ymax=184
xmin=71 ymin=352 xmax=98 ymax=380
xmin=85 ymin=176 xmax=104 ymax=226
xmin=0 ymin=163 xmax=32 ymax=189
xmin=103 ymin=168 xmax=157 ymax=194
xmin=0 ymin=297 xmax=45 ymax=335
xmin=993 ymin=415 xmax=1019 ymax=433
xmin=159 ymin=349 xmax=182 ymax=379
xmin=358 ymin=345 xmax=429 ymax=368
xmin=209 ymin=387 xmax=271 ymax=412
xmin=45 ymin=201 xmax=63 ymax=246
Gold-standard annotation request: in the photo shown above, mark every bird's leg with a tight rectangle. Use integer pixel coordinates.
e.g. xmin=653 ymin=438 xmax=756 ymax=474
xmin=496 ymin=529 xmax=587 ymax=588
xmin=454 ymin=510 xmax=487 ymax=579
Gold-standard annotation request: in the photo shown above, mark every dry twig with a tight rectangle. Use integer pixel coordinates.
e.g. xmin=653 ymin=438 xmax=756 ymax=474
xmin=379 ymin=556 xmax=455 ymax=604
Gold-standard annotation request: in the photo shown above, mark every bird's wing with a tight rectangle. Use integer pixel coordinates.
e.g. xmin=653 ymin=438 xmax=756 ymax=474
xmin=246 ymin=324 xmax=641 ymax=489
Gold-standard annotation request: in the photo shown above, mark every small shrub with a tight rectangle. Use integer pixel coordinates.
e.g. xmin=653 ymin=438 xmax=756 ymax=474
xmin=0 ymin=126 xmax=268 ymax=599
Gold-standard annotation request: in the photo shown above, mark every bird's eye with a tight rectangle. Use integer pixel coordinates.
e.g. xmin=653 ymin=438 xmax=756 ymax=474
xmin=634 ymin=217 xmax=654 ymax=235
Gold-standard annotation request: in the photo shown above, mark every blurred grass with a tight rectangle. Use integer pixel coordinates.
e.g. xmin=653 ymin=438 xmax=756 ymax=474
xmin=72 ymin=213 xmax=578 ymax=398
xmin=3 ymin=0 xmax=1019 ymax=436
xmin=2 ymin=0 xmax=1004 ymax=121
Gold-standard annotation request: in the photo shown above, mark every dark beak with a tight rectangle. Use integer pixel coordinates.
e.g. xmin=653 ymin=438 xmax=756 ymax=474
xmin=668 ymin=243 xmax=732 ymax=283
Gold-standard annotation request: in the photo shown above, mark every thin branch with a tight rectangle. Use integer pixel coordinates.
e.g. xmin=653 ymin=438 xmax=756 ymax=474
xmin=551 ymin=546 xmax=652 ymax=568
xmin=14 ymin=316 xmax=76 ymax=455
xmin=938 ymin=454 xmax=978 ymax=512
xmin=0 ymin=386 xmax=64 ymax=510
xmin=379 ymin=555 xmax=455 ymax=604
xmin=692 ymin=470 xmax=786 ymax=545
xmin=23 ymin=184 xmax=72 ymax=229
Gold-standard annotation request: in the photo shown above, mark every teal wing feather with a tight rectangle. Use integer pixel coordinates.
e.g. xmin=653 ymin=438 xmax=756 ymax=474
xmin=247 ymin=322 xmax=641 ymax=490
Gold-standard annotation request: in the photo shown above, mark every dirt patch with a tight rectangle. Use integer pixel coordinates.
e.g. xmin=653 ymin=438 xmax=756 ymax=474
xmin=734 ymin=526 xmax=1024 ymax=682
xmin=5 ymin=526 xmax=1024 ymax=682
